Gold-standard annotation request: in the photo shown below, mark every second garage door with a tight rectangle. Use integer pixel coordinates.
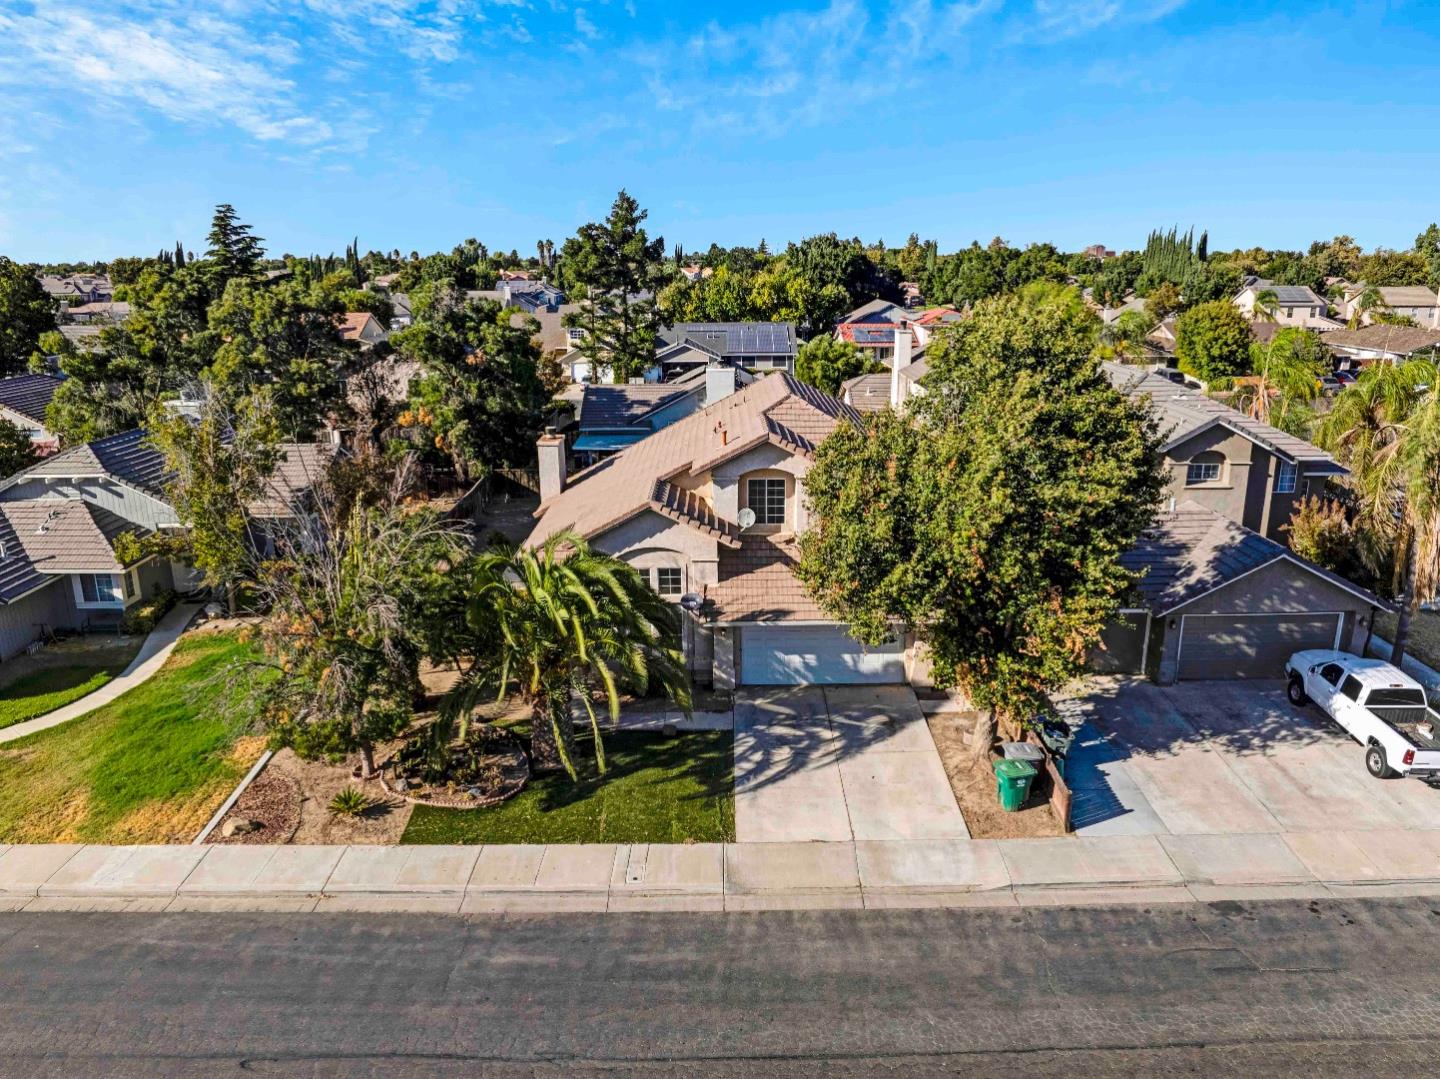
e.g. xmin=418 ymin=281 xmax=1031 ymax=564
xmin=739 ymin=624 xmax=906 ymax=685
xmin=1177 ymin=613 xmax=1342 ymax=680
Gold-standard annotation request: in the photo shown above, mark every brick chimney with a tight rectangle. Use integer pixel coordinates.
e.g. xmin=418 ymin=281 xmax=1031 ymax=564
xmin=537 ymin=428 xmax=566 ymax=502
xmin=889 ymin=327 xmax=913 ymax=410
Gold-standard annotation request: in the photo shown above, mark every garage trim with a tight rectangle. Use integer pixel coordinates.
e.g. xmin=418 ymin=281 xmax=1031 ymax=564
xmin=1175 ymin=610 xmax=1344 ymax=677
xmin=1120 ymin=608 xmax=1152 ymax=674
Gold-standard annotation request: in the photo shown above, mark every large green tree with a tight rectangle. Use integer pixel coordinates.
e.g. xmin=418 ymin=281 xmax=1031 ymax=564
xmin=561 ymin=190 xmax=669 ymax=383
xmin=205 ymin=203 xmax=265 ymax=284
xmin=0 ymin=417 xmax=37 ymax=479
xmin=392 ymin=286 xmax=546 ymax=481
xmin=797 ymin=295 xmax=1166 ymax=749
xmin=1174 ymin=300 xmax=1253 ymax=383
xmin=794 ymin=335 xmax=880 ymax=395
xmin=0 ymin=257 xmax=56 ymax=377
xmin=445 ymin=532 xmax=691 ymax=779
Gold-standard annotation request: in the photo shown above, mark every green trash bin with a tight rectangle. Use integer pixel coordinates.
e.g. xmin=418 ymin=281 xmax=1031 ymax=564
xmin=994 ymin=758 xmax=1037 ymax=812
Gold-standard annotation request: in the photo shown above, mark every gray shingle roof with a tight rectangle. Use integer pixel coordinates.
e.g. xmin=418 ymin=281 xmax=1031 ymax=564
xmin=1120 ymin=500 xmax=1386 ymax=614
xmin=19 ymin=429 xmax=173 ymax=498
xmin=248 ymin=443 xmax=334 ymax=518
xmin=1321 ymin=325 xmax=1440 ymax=356
xmin=657 ymin=322 xmax=797 ymax=357
xmin=0 ymin=375 xmax=62 ymax=426
xmin=838 ymin=299 xmax=904 ymax=324
xmin=577 ymin=384 xmax=692 ymax=431
xmin=1102 ymin=362 xmax=1339 ymax=465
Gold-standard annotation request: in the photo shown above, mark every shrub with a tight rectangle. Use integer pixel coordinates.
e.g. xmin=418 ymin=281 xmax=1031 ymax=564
xmin=328 ymin=786 xmax=374 ymax=817
xmin=119 ymin=589 xmax=177 ymax=635
xmin=1283 ymin=497 xmax=1355 ymax=575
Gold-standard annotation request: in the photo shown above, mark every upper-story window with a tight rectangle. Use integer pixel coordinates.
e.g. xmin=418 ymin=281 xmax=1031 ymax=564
xmin=566 ymin=328 xmax=584 ymax=342
xmin=1185 ymin=453 xmax=1224 ymax=486
xmin=655 ymin=567 xmax=682 ymax=597
xmin=746 ymin=478 xmax=786 ymax=525
xmin=1275 ymin=460 xmax=1298 ymax=494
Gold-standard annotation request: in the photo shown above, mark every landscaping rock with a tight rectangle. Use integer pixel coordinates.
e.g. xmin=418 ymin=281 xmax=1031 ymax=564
xmin=221 ymin=817 xmax=261 ymax=838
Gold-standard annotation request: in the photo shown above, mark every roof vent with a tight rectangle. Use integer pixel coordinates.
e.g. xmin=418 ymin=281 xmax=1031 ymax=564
xmin=36 ymin=507 xmax=61 ymax=535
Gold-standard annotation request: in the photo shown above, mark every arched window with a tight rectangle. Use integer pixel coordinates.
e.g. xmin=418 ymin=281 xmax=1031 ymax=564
xmin=1185 ymin=451 xmax=1225 ymax=486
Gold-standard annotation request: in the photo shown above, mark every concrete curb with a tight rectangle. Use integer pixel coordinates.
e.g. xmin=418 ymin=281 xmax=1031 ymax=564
xmin=192 ymin=750 xmax=274 ymax=845
xmin=4 ymin=831 xmax=1440 ymax=912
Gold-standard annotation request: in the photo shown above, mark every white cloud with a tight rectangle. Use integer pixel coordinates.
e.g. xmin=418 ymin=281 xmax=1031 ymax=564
xmin=574 ymin=8 xmax=600 ymax=40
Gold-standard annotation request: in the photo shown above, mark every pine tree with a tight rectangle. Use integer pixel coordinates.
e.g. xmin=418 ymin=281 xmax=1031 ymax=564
xmin=562 ymin=190 xmax=669 ymax=383
xmin=175 ymin=241 xmax=186 ymax=268
xmin=205 ymin=204 xmax=264 ymax=282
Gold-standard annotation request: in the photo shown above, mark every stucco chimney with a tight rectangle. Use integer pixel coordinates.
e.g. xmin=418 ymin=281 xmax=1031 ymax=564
xmin=537 ymin=428 xmax=566 ymax=502
xmin=889 ymin=327 xmax=913 ymax=410
xmin=705 ymin=360 xmax=737 ymax=404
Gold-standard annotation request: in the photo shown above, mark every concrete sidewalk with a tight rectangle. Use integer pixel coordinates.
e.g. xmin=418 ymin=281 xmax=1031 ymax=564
xmin=5 ymin=829 xmax=1440 ymax=912
xmin=0 ymin=601 xmax=202 ymax=746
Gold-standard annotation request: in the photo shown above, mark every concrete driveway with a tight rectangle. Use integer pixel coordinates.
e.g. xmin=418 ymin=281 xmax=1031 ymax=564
xmin=1061 ymin=678 xmax=1440 ymax=837
xmin=733 ymin=685 xmax=969 ymax=843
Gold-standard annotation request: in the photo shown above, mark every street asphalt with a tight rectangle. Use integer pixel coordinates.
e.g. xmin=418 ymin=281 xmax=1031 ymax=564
xmin=3 ymin=898 xmax=1440 ymax=1076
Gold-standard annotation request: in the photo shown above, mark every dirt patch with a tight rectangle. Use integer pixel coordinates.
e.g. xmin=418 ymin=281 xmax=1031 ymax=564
xmin=927 ymin=712 xmax=1063 ymax=839
xmin=265 ymin=747 xmax=414 ymax=845
xmin=207 ymin=766 xmax=302 ymax=844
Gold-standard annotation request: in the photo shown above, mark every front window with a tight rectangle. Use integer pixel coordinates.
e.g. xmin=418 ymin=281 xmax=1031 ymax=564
xmin=655 ymin=567 xmax=682 ymax=597
xmin=77 ymin=573 xmax=123 ymax=605
xmin=1275 ymin=460 xmax=1298 ymax=494
xmin=1185 ymin=458 xmax=1223 ymax=486
xmin=746 ymin=478 xmax=786 ymax=525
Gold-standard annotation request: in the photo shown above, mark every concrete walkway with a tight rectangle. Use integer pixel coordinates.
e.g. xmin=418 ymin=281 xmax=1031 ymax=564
xmin=6 ymin=829 xmax=1440 ymax=912
xmin=0 ymin=602 xmax=202 ymax=746
xmin=734 ymin=686 xmax=968 ymax=843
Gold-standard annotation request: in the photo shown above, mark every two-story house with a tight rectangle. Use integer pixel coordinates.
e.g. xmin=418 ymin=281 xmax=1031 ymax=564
xmin=1093 ymin=363 xmax=1387 ymax=683
xmin=528 ymin=373 xmax=918 ymax=688
xmin=0 ymin=430 xmax=329 ymax=659
xmin=1232 ymin=280 xmax=1339 ymax=329
xmin=1336 ymin=284 xmax=1440 ymax=328
xmin=651 ymin=323 xmax=798 ymax=382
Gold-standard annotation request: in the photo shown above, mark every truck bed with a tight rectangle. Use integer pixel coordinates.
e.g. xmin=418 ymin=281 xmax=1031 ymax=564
xmin=1375 ymin=708 xmax=1440 ymax=750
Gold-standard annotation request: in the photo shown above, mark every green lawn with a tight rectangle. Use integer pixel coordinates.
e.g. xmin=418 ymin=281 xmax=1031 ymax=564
xmin=0 ymin=630 xmax=264 ymax=844
xmin=1373 ymin=609 xmax=1440 ymax=671
xmin=401 ymin=730 xmax=735 ymax=844
xmin=0 ymin=660 xmax=135 ymax=731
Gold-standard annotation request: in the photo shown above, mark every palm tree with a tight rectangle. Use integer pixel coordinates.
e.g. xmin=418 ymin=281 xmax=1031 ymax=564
xmin=1349 ymin=284 xmax=1389 ymax=329
xmin=1237 ymin=332 xmax=1320 ymax=431
xmin=1253 ymin=287 xmax=1280 ymax=323
xmin=1317 ymin=361 xmax=1439 ymax=662
xmin=446 ymin=532 xmax=692 ymax=779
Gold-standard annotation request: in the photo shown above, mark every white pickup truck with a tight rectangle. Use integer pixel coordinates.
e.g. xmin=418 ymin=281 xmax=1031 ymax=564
xmin=1286 ymin=650 xmax=1440 ymax=779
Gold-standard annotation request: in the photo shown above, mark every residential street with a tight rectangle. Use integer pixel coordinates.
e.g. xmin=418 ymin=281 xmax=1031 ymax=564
xmin=3 ymin=900 xmax=1440 ymax=1077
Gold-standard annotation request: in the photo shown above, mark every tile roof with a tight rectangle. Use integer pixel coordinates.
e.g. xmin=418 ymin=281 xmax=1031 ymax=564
xmin=1375 ymin=286 xmax=1439 ymax=308
xmin=705 ymin=535 xmax=827 ymax=622
xmin=0 ymin=374 xmax=62 ymax=426
xmin=1121 ymin=500 xmax=1386 ymax=614
xmin=841 ymin=373 xmax=891 ymax=413
xmin=576 ymin=384 xmax=692 ymax=431
xmin=18 ymin=429 xmax=172 ymax=498
xmin=911 ymin=306 xmax=963 ymax=325
xmin=528 ymin=372 xmax=859 ymax=547
xmin=1320 ymin=325 xmax=1440 ymax=356
xmin=248 ymin=443 xmax=335 ymax=518
xmin=0 ymin=509 xmax=51 ymax=603
xmin=0 ymin=500 xmax=146 ymax=577
xmin=338 ymin=312 xmax=383 ymax=340
xmin=1102 ymin=362 xmax=1339 ymax=465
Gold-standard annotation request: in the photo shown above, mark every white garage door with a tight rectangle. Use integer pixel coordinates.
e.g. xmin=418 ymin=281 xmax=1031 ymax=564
xmin=739 ymin=624 xmax=906 ymax=685
xmin=1177 ymin=613 xmax=1342 ymax=680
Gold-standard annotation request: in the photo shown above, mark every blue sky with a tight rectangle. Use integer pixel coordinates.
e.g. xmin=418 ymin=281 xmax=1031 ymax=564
xmin=2 ymin=0 xmax=1438 ymax=262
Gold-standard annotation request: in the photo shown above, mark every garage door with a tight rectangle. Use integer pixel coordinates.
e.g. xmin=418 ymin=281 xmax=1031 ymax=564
xmin=739 ymin=625 xmax=906 ymax=685
xmin=1177 ymin=614 xmax=1341 ymax=680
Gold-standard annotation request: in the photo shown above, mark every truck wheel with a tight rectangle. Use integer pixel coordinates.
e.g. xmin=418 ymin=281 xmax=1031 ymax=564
xmin=1287 ymin=676 xmax=1308 ymax=706
xmin=1366 ymin=743 xmax=1397 ymax=779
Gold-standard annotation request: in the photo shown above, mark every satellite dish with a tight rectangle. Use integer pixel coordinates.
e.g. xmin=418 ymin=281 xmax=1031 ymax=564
xmin=737 ymin=507 xmax=757 ymax=529
xmin=679 ymin=593 xmax=703 ymax=612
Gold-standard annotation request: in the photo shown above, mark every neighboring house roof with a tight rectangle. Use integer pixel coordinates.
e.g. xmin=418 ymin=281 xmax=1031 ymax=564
xmin=65 ymin=301 xmax=131 ymax=320
xmin=338 ymin=312 xmax=384 ymax=342
xmin=15 ymin=428 xmax=173 ymax=499
xmin=58 ymin=325 xmax=102 ymax=348
xmin=577 ymin=384 xmax=691 ymax=431
xmin=657 ymin=323 xmax=797 ymax=358
xmin=0 ymin=500 xmax=147 ymax=582
xmin=911 ymin=306 xmax=962 ymax=326
xmin=249 ymin=443 xmax=335 ymax=518
xmin=1121 ymin=500 xmax=1388 ymax=614
xmin=841 ymin=373 xmax=891 ymax=413
xmin=1242 ymin=283 xmax=1322 ymax=306
xmin=526 ymin=304 xmax=583 ymax=354
xmin=1321 ymin=325 xmax=1440 ymax=356
xmin=0 ymin=375 xmax=62 ymax=426
xmin=528 ymin=372 xmax=859 ymax=547
xmin=837 ymin=299 xmax=905 ymax=325
xmin=1102 ymin=362 xmax=1340 ymax=467
xmin=706 ymin=536 xmax=827 ymax=623
xmin=347 ymin=356 xmax=421 ymax=411
xmin=1372 ymin=286 xmax=1439 ymax=307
